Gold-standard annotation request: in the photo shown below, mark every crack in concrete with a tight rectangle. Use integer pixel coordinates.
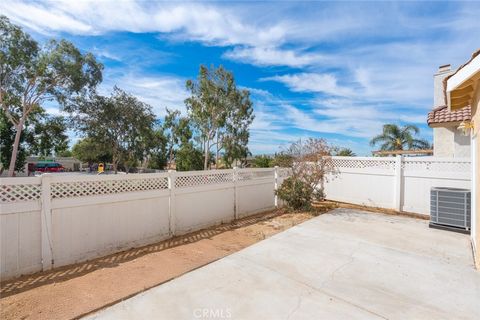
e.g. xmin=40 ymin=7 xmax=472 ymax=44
xmin=320 ymin=244 xmax=359 ymax=288
xmin=238 ymin=245 xmax=389 ymax=320
xmin=286 ymin=291 xmax=304 ymax=320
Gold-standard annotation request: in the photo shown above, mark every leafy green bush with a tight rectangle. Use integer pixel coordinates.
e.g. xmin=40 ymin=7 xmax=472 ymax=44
xmin=253 ymin=155 xmax=273 ymax=168
xmin=276 ymin=177 xmax=313 ymax=210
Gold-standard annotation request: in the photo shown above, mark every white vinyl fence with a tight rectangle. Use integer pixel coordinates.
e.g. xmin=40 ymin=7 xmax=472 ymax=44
xmin=325 ymin=156 xmax=471 ymax=215
xmin=0 ymin=168 xmax=291 ymax=280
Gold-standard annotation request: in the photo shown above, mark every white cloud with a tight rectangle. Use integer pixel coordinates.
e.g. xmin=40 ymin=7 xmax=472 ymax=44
xmin=5 ymin=0 xmax=476 ymax=154
xmin=313 ymin=98 xmax=426 ymax=123
xmin=247 ymin=86 xmax=428 ymax=147
xmin=280 ymin=104 xmax=383 ymax=139
xmin=223 ymin=46 xmax=327 ymax=67
xmin=247 ymin=87 xmax=382 ymax=141
xmin=0 ymin=0 xmax=286 ymax=47
xmin=0 ymin=1 xmax=92 ymax=34
xmin=91 ymin=47 xmax=121 ymax=61
xmin=262 ymin=73 xmax=355 ymax=97
xmin=100 ymin=73 xmax=189 ymax=116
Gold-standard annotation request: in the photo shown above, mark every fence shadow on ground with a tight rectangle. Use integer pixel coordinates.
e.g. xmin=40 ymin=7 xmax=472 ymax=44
xmin=0 ymin=210 xmax=282 ymax=298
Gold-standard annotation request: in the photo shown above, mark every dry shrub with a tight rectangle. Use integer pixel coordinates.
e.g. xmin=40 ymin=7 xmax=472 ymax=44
xmin=276 ymin=138 xmax=337 ymax=210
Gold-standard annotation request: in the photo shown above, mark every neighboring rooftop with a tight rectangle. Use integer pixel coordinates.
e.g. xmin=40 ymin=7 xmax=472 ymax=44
xmin=427 ymin=105 xmax=471 ymax=126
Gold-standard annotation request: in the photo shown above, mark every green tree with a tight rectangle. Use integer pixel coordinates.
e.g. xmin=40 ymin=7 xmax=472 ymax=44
xmin=185 ymin=65 xmax=254 ymax=170
xmin=0 ymin=109 xmax=28 ymax=173
xmin=253 ymin=155 xmax=273 ymax=168
xmin=1 ymin=106 xmax=70 ymax=173
xmin=69 ymin=87 xmax=155 ymax=173
xmin=175 ymin=143 xmax=204 ymax=171
xmin=370 ymin=124 xmax=430 ymax=151
xmin=163 ymin=108 xmax=192 ymax=168
xmin=0 ymin=15 xmax=103 ymax=176
xmin=220 ymin=89 xmax=254 ymax=168
xmin=57 ymin=149 xmax=72 ymax=157
xmin=272 ymin=152 xmax=294 ymax=167
xmin=145 ymin=126 xmax=168 ymax=170
xmin=29 ymin=115 xmax=69 ymax=157
xmin=72 ymin=137 xmax=112 ymax=169
xmin=332 ymin=147 xmax=356 ymax=157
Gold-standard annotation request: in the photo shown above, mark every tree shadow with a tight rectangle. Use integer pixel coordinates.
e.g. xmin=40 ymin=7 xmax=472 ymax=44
xmin=0 ymin=210 xmax=283 ymax=298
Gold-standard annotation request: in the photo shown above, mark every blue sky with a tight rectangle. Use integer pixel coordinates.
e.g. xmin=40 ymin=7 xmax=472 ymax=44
xmin=2 ymin=1 xmax=479 ymax=155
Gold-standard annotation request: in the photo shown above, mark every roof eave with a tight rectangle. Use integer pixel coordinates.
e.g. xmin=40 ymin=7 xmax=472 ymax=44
xmin=428 ymin=121 xmax=463 ymax=128
xmin=447 ymin=53 xmax=480 ymax=111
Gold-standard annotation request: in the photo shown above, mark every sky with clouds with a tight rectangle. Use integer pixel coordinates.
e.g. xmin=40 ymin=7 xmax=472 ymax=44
xmin=2 ymin=0 xmax=479 ymax=155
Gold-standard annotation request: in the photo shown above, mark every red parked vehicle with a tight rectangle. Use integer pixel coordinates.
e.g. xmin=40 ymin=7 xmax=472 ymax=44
xmin=34 ymin=162 xmax=65 ymax=173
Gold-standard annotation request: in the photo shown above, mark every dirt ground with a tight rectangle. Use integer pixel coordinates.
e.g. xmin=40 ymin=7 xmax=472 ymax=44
xmin=0 ymin=205 xmax=336 ymax=320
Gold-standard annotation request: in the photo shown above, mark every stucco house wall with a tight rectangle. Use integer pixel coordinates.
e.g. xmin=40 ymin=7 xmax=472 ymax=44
xmin=433 ymin=127 xmax=455 ymax=157
xmin=454 ymin=130 xmax=472 ymax=157
xmin=446 ymin=49 xmax=480 ymax=269
xmin=432 ymin=123 xmax=470 ymax=158
xmin=429 ymin=65 xmax=471 ymax=158
xmin=471 ymin=84 xmax=479 ymax=267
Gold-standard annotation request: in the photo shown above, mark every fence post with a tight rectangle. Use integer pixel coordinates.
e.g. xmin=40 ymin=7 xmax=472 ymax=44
xmin=40 ymin=173 xmax=54 ymax=270
xmin=168 ymin=170 xmax=176 ymax=236
xmin=233 ymin=167 xmax=238 ymax=219
xmin=393 ymin=155 xmax=403 ymax=211
xmin=274 ymin=166 xmax=279 ymax=208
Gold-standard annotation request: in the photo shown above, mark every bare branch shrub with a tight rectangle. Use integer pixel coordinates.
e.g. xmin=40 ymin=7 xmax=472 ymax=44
xmin=276 ymin=138 xmax=337 ymax=209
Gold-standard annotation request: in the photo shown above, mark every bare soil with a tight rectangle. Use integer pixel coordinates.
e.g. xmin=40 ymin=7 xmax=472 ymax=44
xmin=0 ymin=205 xmax=335 ymax=320
xmin=332 ymin=201 xmax=430 ymax=220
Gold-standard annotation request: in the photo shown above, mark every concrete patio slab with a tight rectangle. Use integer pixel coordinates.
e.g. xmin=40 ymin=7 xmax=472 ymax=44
xmin=84 ymin=209 xmax=480 ymax=320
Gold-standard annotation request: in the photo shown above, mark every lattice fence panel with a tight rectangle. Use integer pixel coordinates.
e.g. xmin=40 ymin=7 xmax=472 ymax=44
xmin=403 ymin=160 xmax=471 ymax=172
xmin=331 ymin=158 xmax=395 ymax=170
xmin=51 ymin=177 xmax=168 ymax=199
xmin=0 ymin=184 xmax=42 ymax=203
xmin=175 ymin=172 xmax=233 ymax=188
xmin=237 ymin=170 xmax=274 ymax=181
xmin=278 ymin=168 xmax=292 ymax=178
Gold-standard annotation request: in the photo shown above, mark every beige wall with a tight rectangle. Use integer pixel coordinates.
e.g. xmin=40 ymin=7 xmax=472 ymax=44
xmin=434 ymin=127 xmax=455 ymax=157
xmin=433 ymin=126 xmax=470 ymax=158
xmin=433 ymin=66 xmax=454 ymax=106
xmin=472 ymin=84 xmax=480 ymax=268
xmin=454 ymin=131 xmax=471 ymax=157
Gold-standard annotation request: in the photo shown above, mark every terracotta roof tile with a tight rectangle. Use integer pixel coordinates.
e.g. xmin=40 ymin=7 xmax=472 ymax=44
xmin=427 ymin=105 xmax=471 ymax=125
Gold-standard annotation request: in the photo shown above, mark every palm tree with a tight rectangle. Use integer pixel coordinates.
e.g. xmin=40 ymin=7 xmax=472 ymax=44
xmin=334 ymin=148 xmax=356 ymax=156
xmin=370 ymin=124 xmax=431 ymax=151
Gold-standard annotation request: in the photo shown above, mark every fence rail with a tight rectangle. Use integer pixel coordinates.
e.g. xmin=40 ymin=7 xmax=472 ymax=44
xmin=0 ymin=167 xmax=287 ymax=281
xmin=325 ymin=156 xmax=471 ymax=215
xmin=2 ymin=157 xmax=470 ymax=280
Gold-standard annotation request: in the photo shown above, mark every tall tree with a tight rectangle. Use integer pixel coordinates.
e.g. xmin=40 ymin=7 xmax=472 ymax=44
xmin=0 ymin=109 xmax=28 ymax=173
xmin=253 ymin=155 xmax=273 ymax=168
xmin=331 ymin=147 xmax=356 ymax=157
xmin=163 ymin=108 xmax=192 ymax=168
xmin=370 ymin=124 xmax=430 ymax=151
xmin=145 ymin=125 xmax=168 ymax=170
xmin=29 ymin=115 xmax=69 ymax=157
xmin=222 ymin=89 xmax=254 ymax=168
xmin=185 ymin=65 xmax=254 ymax=170
xmin=69 ymin=87 xmax=155 ymax=173
xmin=1 ymin=106 xmax=69 ymax=173
xmin=0 ymin=15 xmax=103 ymax=176
xmin=72 ymin=137 xmax=112 ymax=170
xmin=175 ymin=143 xmax=204 ymax=171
